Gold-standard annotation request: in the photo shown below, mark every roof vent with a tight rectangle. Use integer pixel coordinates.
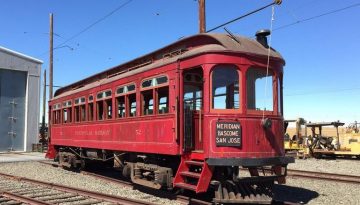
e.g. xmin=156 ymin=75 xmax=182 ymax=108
xmin=255 ymin=29 xmax=271 ymax=48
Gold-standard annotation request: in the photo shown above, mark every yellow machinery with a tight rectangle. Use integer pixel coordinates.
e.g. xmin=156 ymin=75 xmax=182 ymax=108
xmin=284 ymin=118 xmax=309 ymax=158
xmin=339 ymin=121 xmax=360 ymax=158
xmin=306 ymin=121 xmax=360 ymax=159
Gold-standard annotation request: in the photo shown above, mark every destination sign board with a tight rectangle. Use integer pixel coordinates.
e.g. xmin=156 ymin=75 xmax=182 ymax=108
xmin=216 ymin=122 xmax=241 ymax=147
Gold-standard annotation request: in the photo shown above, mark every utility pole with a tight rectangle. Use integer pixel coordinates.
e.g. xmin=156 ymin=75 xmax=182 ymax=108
xmin=48 ymin=13 xmax=53 ymax=149
xmin=49 ymin=13 xmax=53 ymax=100
xmin=41 ymin=69 xmax=47 ymax=145
xmin=199 ymin=0 xmax=206 ymax=33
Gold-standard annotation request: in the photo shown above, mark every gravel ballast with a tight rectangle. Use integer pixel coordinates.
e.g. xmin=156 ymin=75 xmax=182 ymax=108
xmin=0 ymin=161 xmax=181 ymax=205
xmin=274 ymin=158 xmax=360 ymax=204
xmin=0 ymin=159 xmax=359 ymax=205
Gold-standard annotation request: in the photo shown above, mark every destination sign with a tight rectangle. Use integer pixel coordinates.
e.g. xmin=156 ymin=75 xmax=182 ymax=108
xmin=216 ymin=122 xmax=241 ymax=147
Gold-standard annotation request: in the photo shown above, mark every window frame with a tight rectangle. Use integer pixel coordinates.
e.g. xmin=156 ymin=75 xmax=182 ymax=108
xmin=96 ymin=89 xmax=112 ymax=121
xmin=52 ymin=103 xmax=62 ymax=124
xmin=74 ymin=96 xmax=86 ymax=123
xmin=245 ymin=67 xmax=277 ymax=115
xmin=62 ymin=100 xmax=73 ymax=124
xmin=87 ymin=95 xmax=94 ymax=122
xmin=115 ymin=83 xmax=136 ymax=118
xmin=140 ymin=75 xmax=169 ymax=116
xmin=210 ymin=64 xmax=242 ymax=114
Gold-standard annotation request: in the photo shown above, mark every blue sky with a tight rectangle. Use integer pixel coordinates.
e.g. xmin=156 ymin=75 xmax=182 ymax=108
xmin=1 ymin=0 xmax=359 ymax=124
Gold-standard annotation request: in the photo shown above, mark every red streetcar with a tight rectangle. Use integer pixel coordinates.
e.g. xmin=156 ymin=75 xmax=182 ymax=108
xmin=46 ymin=31 xmax=293 ymax=204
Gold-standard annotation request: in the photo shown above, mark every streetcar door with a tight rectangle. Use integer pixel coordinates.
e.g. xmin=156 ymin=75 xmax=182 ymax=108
xmin=183 ymin=68 xmax=203 ymax=152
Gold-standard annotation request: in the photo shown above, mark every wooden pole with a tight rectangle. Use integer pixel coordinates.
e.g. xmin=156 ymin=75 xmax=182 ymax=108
xmin=49 ymin=13 xmax=53 ymax=100
xmin=199 ymin=0 xmax=206 ymax=33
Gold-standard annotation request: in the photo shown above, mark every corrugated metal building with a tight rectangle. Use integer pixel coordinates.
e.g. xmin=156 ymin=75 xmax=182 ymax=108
xmin=0 ymin=47 xmax=42 ymax=152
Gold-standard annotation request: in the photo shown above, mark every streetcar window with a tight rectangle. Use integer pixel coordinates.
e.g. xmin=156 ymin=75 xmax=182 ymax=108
xmin=117 ymin=86 xmax=125 ymax=94
xmin=97 ymin=92 xmax=103 ymax=99
xmin=68 ymin=108 xmax=72 ymax=122
xmin=63 ymin=109 xmax=68 ymax=123
xmin=105 ymin=99 xmax=112 ymax=119
xmin=128 ymin=93 xmax=137 ymax=117
xmin=81 ymin=104 xmax=86 ymax=121
xmin=142 ymin=79 xmax=152 ymax=88
xmin=246 ymin=68 xmax=274 ymax=111
xmin=54 ymin=110 xmax=58 ymax=124
xmin=58 ymin=110 xmax=61 ymax=124
xmin=141 ymin=76 xmax=168 ymax=88
xmin=127 ymin=84 xmax=135 ymax=92
xmin=63 ymin=107 xmax=72 ymax=123
xmin=142 ymin=90 xmax=153 ymax=115
xmin=157 ymin=86 xmax=169 ymax=114
xmin=105 ymin=90 xmax=112 ymax=97
xmin=88 ymin=103 xmax=94 ymax=121
xmin=116 ymin=96 xmax=126 ymax=118
xmin=75 ymin=106 xmax=80 ymax=122
xmin=212 ymin=65 xmax=239 ymax=109
xmin=184 ymin=85 xmax=202 ymax=110
xmin=52 ymin=110 xmax=56 ymax=124
xmin=97 ymin=101 xmax=104 ymax=120
xmin=156 ymin=76 xmax=168 ymax=85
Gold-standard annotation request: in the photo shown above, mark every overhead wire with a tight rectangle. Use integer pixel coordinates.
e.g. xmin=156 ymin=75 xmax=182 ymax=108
xmin=11 ymin=0 xmax=134 ymax=74
xmin=274 ymin=2 xmax=360 ymax=31
xmin=55 ymin=0 xmax=133 ymax=48
xmin=206 ymin=0 xmax=281 ymax=33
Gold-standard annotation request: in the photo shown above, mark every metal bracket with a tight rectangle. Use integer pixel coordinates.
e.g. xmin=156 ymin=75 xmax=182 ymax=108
xmin=8 ymin=131 xmax=16 ymax=137
xmin=8 ymin=116 xmax=17 ymax=122
xmin=9 ymin=100 xmax=17 ymax=105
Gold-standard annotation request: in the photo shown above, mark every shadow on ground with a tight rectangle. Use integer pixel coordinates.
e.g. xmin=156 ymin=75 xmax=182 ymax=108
xmin=273 ymin=184 xmax=319 ymax=204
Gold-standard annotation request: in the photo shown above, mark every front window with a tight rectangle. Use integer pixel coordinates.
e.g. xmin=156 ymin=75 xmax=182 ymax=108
xmin=246 ymin=68 xmax=274 ymax=111
xmin=212 ymin=65 xmax=239 ymax=109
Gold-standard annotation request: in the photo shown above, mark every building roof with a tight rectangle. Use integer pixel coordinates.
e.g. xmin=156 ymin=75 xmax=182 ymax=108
xmin=53 ymin=33 xmax=285 ymax=99
xmin=0 ymin=46 xmax=43 ymax=64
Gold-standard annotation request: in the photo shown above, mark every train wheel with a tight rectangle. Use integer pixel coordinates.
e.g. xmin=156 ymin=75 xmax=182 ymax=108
xmin=122 ymin=164 xmax=132 ymax=179
xmin=313 ymin=153 xmax=322 ymax=159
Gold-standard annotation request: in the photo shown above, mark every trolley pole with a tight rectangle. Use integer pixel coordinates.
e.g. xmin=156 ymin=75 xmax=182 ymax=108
xmin=199 ymin=0 xmax=206 ymax=33
xmin=49 ymin=13 xmax=53 ymax=100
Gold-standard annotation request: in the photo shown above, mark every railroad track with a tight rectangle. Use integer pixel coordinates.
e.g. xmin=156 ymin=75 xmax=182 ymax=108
xmin=239 ymin=167 xmax=360 ymax=185
xmin=39 ymin=161 xmax=212 ymax=205
xmin=38 ymin=161 xmax=309 ymax=204
xmin=0 ymin=172 xmax=155 ymax=205
xmin=287 ymin=169 xmax=360 ymax=184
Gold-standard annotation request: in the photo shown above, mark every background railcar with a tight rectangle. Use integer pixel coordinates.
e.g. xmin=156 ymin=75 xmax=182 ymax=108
xmin=46 ymin=32 xmax=293 ymax=204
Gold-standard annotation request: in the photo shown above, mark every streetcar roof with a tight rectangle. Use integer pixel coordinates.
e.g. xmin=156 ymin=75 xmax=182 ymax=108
xmin=53 ymin=33 xmax=284 ymax=100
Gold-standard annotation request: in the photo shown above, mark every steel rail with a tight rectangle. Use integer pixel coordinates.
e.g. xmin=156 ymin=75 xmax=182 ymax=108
xmin=40 ymin=161 xmax=213 ymax=204
xmin=287 ymin=169 xmax=360 ymax=185
xmin=0 ymin=172 xmax=155 ymax=205
xmin=1 ymin=191 xmax=52 ymax=205
xmin=239 ymin=167 xmax=360 ymax=185
xmin=80 ymin=171 xmax=212 ymax=205
xmin=272 ymin=199 xmax=302 ymax=205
